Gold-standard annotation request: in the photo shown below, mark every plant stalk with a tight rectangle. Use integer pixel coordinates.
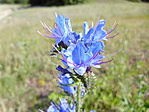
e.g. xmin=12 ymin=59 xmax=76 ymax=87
xmin=76 ymin=82 xmax=81 ymax=112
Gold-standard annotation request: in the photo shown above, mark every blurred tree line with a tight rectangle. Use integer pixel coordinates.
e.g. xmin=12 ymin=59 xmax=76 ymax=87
xmin=0 ymin=0 xmax=149 ymax=5
xmin=29 ymin=0 xmax=87 ymax=6
xmin=0 ymin=0 xmax=29 ymax=4
xmin=0 ymin=0 xmax=88 ymax=5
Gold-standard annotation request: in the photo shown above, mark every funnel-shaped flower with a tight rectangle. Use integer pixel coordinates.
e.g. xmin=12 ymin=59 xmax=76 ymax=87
xmin=58 ymin=73 xmax=77 ymax=95
xmin=38 ymin=14 xmax=119 ymax=48
xmin=57 ymin=66 xmax=77 ymax=95
xmin=82 ymin=19 xmax=119 ymax=44
xmin=82 ymin=20 xmax=107 ymax=44
xmin=47 ymin=98 xmax=75 ymax=112
xmin=38 ymin=14 xmax=81 ymax=46
xmin=61 ymin=41 xmax=105 ymax=75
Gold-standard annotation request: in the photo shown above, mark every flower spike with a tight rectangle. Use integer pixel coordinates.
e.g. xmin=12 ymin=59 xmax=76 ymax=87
xmin=38 ymin=13 xmax=119 ymax=112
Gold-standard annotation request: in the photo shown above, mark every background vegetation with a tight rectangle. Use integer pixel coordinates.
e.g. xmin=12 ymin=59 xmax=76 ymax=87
xmin=0 ymin=0 xmax=149 ymax=5
xmin=0 ymin=0 xmax=149 ymax=112
xmin=1 ymin=0 xmax=88 ymax=5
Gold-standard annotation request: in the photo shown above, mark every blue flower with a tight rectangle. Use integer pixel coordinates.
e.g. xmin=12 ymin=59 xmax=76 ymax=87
xmin=46 ymin=98 xmax=94 ymax=112
xmin=56 ymin=66 xmax=86 ymax=96
xmin=61 ymin=41 xmax=106 ymax=75
xmin=47 ymin=99 xmax=75 ymax=112
xmin=82 ymin=20 xmax=119 ymax=44
xmin=38 ymin=14 xmax=119 ymax=48
xmin=90 ymin=110 xmax=96 ymax=112
xmin=53 ymin=15 xmax=74 ymax=45
xmin=37 ymin=14 xmax=81 ymax=46
xmin=58 ymin=72 xmax=77 ymax=95
xmin=82 ymin=20 xmax=107 ymax=45
xmin=57 ymin=66 xmax=77 ymax=95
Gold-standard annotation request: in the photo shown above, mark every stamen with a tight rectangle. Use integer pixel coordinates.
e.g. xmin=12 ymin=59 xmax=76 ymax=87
xmin=43 ymin=23 xmax=52 ymax=32
xmin=48 ymin=60 xmax=58 ymax=66
xmin=94 ymin=58 xmax=114 ymax=65
xmin=96 ymin=15 xmax=100 ymax=25
xmin=43 ymin=28 xmax=55 ymax=37
xmin=106 ymin=32 xmax=119 ymax=39
xmin=55 ymin=12 xmax=58 ymax=17
xmin=106 ymin=24 xmax=118 ymax=36
xmin=91 ymin=21 xmax=94 ymax=27
xmin=39 ymin=20 xmax=45 ymax=27
xmin=40 ymin=20 xmax=62 ymax=39
xmin=93 ymin=49 xmax=121 ymax=62
xmin=36 ymin=30 xmax=57 ymax=39
xmin=43 ymin=22 xmax=62 ymax=38
xmin=103 ymin=49 xmax=122 ymax=59
xmin=107 ymin=21 xmax=116 ymax=32
xmin=38 ymin=109 xmax=44 ymax=112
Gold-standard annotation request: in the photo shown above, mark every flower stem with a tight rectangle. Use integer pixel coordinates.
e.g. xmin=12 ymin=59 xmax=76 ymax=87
xmin=76 ymin=82 xmax=81 ymax=112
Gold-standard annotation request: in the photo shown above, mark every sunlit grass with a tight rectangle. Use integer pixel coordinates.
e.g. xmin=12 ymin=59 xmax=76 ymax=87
xmin=0 ymin=1 xmax=149 ymax=112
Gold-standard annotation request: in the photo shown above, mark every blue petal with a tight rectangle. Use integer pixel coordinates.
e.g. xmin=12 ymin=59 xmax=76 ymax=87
xmin=90 ymin=110 xmax=96 ymax=112
xmin=83 ymin=19 xmax=107 ymax=43
xmin=74 ymin=67 xmax=87 ymax=75
xmin=66 ymin=56 xmax=75 ymax=68
xmin=72 ymin=42 xmax=87 ymax=65
xmin=99 ymin=19 xmax=106 ymax=27
xmin=58 ymin=73 xmax=77 ymax=95
xmin=61 ymin=74 xmax=73 ymax=84
xmin=65 ymin=18 xmax=72 ymax=32
xmin=62 ymin=44 xmax=76 ymax=56
xmin=61 ymin=59 xmax=69 ymax=67
xmin=47 ymin=103 xmax=59 ymax=112
xmin=93 ymin=20 xmax=107 ymax=41
xmin=56 ymin=65 xmax=67 ymax=72
xmin=59 ymin=98 xmax=68 ymax=109
xmin=47 ymin=99 xmax=76 ymax=112
xmin=83 ymin=27 xmax=94 ymax=43
xmin=94 ymin=29 xmax=107 ymax=40
xmin=61 ymin=86 xmax=76 ymax=95
xmin=56 ymin=15 xmax=67 ymax=36
xmin=72 ymin=31 xmax=80 ymax=42
xmin=56 ymin=38 xmax=61 ymax=45
xmin=83 ymin=22 xmax=89 ymax=36
xmin=81 ymin=53 xmax=92 ymax=66
xmin=97 ymin=20 xmax=106 ymax=28
xmin=88 ymin=41 xmax=104 ymax=55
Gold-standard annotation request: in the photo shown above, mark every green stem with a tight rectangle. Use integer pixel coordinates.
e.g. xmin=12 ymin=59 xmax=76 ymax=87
xmin=76 ymin=82 xmax=81 ymax=112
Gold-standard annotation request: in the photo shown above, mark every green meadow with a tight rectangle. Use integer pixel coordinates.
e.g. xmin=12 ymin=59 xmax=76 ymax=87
xmin=0 ymin=0 xmax=149 ymax=111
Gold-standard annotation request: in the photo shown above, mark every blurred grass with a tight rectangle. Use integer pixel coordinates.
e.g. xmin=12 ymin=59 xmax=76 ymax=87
xmin=0 ymin=0 xmax=149 ymax=112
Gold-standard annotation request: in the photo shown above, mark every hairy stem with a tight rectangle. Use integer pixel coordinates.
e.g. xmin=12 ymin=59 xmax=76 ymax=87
xmin=76 ymin=82 xmax=81 ymax=112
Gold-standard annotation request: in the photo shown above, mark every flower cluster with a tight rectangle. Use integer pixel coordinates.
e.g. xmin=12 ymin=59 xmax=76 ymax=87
xmin=47 ymin=99 xmax=75 ymax=112
xmin=45 ymin=99 xmax=95 ymax=112
xmin=56 ymin=65 xmax=77 ymax=95
xmin=38 ymin=14 xmax=118 ymax=112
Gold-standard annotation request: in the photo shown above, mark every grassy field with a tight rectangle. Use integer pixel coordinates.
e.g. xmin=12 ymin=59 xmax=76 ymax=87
xmin=0 ymin=0 xmax=149 ymax=112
